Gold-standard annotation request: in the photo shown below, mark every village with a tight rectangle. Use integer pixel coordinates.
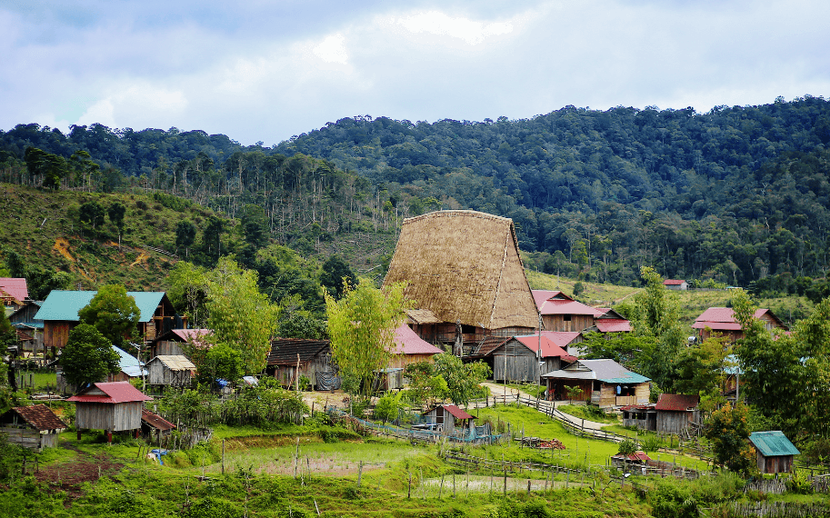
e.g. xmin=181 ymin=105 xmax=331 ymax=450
xmin=1 ymin=209 xmax=828 ymax=517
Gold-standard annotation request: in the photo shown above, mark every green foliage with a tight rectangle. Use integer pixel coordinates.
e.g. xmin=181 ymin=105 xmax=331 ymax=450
xmin=433 ymin=353 xmax=491 ymax=407
xmin=320 ymin=255 xmax=357 ymax=300
xmin=206 ymin=257 xmax=280 ymax=375
xmin=704 ymin=402 xmax=756 ymax=476
xmin=563 ymin=385 xmax=584 ymax=401
xmin=617 ymin=439 xmax=637 ymax=456
xmin=167 ymin=261 xmax=209 ymax=327
xmin=373 ymin=391 xmax=401 ymax=424
xmin=78 ymin=284 xmax=140 ymax=347
xmin=325 ymin=279 xmax=407 ymax=398
xmin=200 ymin=342 xmax=244 ymax=383
xmin=648 ymin=477 xmax=699 ymax=518
xmin=403 ymin=361 xmax=449 ymax=410
xmin=786 ymin=468 xmax=814 ymax=495
xmin=79 ymin=200 xmax=106 ymax=229
xmin=61 ymin=323 xmax=120 ymax=389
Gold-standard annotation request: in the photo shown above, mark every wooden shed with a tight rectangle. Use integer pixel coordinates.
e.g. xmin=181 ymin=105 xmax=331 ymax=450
xmin=749 ymin=431 xmax=800 ymax=474
xmin=146 ymin=355 xmax=196 ymax=388
xmin=68 ymin=382 xmax=152 ymax=442
xmin=141 ymin=409 xmax=176 ymax=444
xmin=0 ymin=405 xmax=67 ymax=450
xmin=266 ymin=338 xmax=337 ymax=390
xmin=149 ymin=328 xmax=213 ymax=358
xmin=621 ymin=404 xmax=657 ymax=431
xmin=655 ymin=394 xmax=701 ymax=435
xmin=542 ymin=359 xmax=650 ymax=408
xmin=384 ymin=210 xmax=539 ymax=350
xmin=421 ymin=404 xmax=475 ymax=436
xmin=479 ymin=334 xmax=577 ymax=384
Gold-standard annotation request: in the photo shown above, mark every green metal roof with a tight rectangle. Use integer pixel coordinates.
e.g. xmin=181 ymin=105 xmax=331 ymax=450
xmin=749 ymin=431 xmax=800 ymax=457
xmin=34 ymin=290 xmax=164 ymax=323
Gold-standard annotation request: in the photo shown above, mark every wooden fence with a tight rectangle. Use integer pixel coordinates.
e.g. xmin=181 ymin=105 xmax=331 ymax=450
xmin=728 ymin=501 xmax=830 ymax=517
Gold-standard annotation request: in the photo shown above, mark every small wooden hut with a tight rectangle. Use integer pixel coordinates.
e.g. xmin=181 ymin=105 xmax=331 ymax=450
xmin=621 ymin=404 xmax=657 ymax=431
xmin=655 ymin=394 xmax=700 ymax=434
xmin=421 ymin=404 xmax=475 ymax=436
xmin=533 ymin=290 xmax=598 ymax=332
xmin=141 ymin=409 xmax=176 ymax=444
xmin=68 ymin=382 xmax=152 ymax=442
xmin=542 ymin=359 xmax=650 ymax=407
xmin=0 ymin=405 xmax=67 ymax=450
xmin=146 ymin=355 xmax=196 ymax=387
xmin=384 ymin=211 xmax=539 ymax=350
xmin=266 ymin=338 xmax=336 ymax=390
xmin=749 ymin=431 xmax=800 ymax=474
xmin=692 ymin=307 xmax=788 ymax=343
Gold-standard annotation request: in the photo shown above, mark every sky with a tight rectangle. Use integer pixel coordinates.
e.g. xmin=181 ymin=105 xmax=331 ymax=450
xmin=2 ymin=0 xmax=829 ymax=146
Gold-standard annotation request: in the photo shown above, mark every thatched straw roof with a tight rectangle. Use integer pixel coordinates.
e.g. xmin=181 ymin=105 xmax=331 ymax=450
xmin=383 ymin=210 xmax=538 ymax=330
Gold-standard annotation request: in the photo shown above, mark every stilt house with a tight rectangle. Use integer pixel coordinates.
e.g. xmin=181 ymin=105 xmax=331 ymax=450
xmin=68 ymin=382 xmax=152 ymax=442
xmin=383 ymin=210 xmax=539 ymax=350
xmin=542 ymin=359 xmax=650 ymax=407
xmin=749 ymin=431 xmax=800 ymax=473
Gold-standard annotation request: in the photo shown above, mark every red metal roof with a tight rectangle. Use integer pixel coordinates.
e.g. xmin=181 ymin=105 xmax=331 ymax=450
xmin=391 ymin=324 xmax=443 ymax=355
xmin=655 ymin=393 xmax=699 ymax=412
xmin=663 ymin=279 xmax=685 ymax=285
xmin=7 ymin=405 xmax=66 ymax=431
xmin=595 ymin=319 xmax=632 ymax=333
xmin=141 ymin=409 xmax=176 ymax=431
xmin=0 ymin=278 xmax=28 ymax=302
xmin=614 ymin=451 xmax=651 ymax=462
xmin=442 ymin=404 xmax=474 ymax=420
xmin=539 ymin=298 xmax=601 ymax=316
xmin=171 ymin=329 xmax=212 ymax=342
xmin=67 ymin=382 xmax=153 ymax=404
xmin=515 ymin=334 xmax=576 ymax=359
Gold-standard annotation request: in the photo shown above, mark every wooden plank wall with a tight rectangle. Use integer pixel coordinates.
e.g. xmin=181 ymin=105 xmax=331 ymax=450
xmin=492 ymin=341 xmax=536 ymax=383
xmin=1 ymin=427 xmax=44 ymax=449
xmin=543 ymin=315 xmax=594 ymax=332
xmin=44 ymin=321 xmax=72 ymax=349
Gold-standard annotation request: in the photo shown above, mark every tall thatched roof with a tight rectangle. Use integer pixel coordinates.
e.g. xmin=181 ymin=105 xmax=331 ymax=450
xmin=383 ymin=210 xmax=538 ymax=330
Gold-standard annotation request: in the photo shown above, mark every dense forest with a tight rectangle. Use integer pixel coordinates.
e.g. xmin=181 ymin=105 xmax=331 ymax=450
xmin=2 ymin=95 xmax=830 ymax=292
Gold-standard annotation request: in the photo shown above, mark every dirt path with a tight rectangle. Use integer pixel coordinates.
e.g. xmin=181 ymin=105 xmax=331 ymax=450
xmin=477 ymin=382 xmax=608 ymax=431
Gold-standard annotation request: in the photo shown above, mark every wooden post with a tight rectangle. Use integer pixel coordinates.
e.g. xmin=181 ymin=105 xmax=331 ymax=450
xmin=222 ymin=439 xmax=225 ymax=475
xmin=503 ymin=470 xmax=507 ymax=496
xmin=358 ymin=461 xmax=363 ymax=487
xmin=408 ymin=471 xmax=412 ymax=499
xmin=527 ymin=479 xmax=531 ymax=494
xmin=439 ymin=474 xmax=444 ymax=499
xmin=453 ymin=473 xmax=456 ymax=498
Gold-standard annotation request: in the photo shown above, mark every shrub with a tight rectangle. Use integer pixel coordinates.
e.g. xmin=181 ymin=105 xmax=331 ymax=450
xmin=617 ymin=439 xmax=637 ymax=456
xmin=641 ymin=434 xmax=663 ymax=452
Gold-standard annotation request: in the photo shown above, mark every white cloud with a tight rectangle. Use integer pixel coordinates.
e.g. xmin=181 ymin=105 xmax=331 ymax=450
xmin=77 ymin=85 xmax=188 ymax=129
xmin=386 ymin=10 xmax=513 ymax=45
xmin=313 ymin=33 xmax=349 ymax=64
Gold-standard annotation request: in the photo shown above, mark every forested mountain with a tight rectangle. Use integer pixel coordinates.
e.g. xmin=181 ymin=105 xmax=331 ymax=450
xmin=2 ymin=95 xmax=830 ymax=291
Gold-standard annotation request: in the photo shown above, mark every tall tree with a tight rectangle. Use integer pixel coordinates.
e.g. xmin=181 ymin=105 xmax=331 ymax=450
xmin=176 ymin=220 xmax=197 ymax=258
xmin=107 ymin=201 xmax=126 ymax=247
xmin=78 ymin=284 xmax=140 ymax=348
xmin=325 ymin=279 xmax=407 ymax=399
xmin=320 ymin=255 xmax=357 ymax=300
xmin=61 ymin=323 xmax=120 ymax=389
xmin=206 ymin=257 xmax=279 ymax=374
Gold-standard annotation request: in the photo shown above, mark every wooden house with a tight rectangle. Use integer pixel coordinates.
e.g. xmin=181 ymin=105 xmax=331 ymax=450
xmin=478 ymin=334 xmax=577 ymax=384
xmin=35 ymin=290 xmax=182 ymax=350
xmin=533 ymin=290 xmax=599 ymax=332
xmin=67 ymin=382 xmax=152 ymax=442
xmin=0 ymin=277 xmax=28 ymax=307
xmin=384 ymin=210 xmax=539 ymax=350
xmin=0 ymin=405 xmax=67 ymax=450
xmin=266 ymin=338 xmax=337 ymax=390
xmin=663 ymin=279 xmax=688 ymax=290
xmin=8 ymin=300 xmax=43 ymax=354
xmin=421 ymin=404 xmax=475 ymax=436
xmin=692 ymin=307 xmax=788 ymax=343
xmin=542 ymin=359 xmax=650 ymax=408
xmin=388 ymin=324 xmax=443 ymax=369
xmin=149 ymin=328 xmax=212 ymax=358
xmin=749 ymin=431 xmax=800 ymax=474
xmin=585 ymin=308 xmax=632 ymax=335
xmin=146 ymin=355 xmax=196 ymax=387
xmin=655 ymin=394 xmax=700 ymax=435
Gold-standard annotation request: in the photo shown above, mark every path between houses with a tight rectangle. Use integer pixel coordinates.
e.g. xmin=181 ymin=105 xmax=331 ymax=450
xmin=476 ymin=382 xmax=607 ymax=431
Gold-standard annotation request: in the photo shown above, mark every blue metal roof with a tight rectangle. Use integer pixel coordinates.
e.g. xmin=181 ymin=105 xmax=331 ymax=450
xmin=34 ymin=290 xmax=164 ymax=323
xmin=749 ymin=431 xmax=800 ymax=457
xmin=113 ymin=344 xmax=147 ymax=378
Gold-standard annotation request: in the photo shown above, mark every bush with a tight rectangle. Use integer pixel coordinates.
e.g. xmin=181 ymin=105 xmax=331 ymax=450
xmin=649 ymin=478 xmax=698 ymax=518
xmin=641 ymin=434 xmax=663 ymax=452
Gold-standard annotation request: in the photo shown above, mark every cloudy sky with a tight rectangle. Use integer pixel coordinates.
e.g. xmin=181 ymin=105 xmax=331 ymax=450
xmin=2 ymin=0 xmax=829 ymax=145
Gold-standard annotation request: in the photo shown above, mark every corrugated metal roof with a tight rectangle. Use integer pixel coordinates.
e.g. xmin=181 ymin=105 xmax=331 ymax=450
xmin=267 ymin=338 xmax=330 ymax=366
xmin=423 ymin=404 xmax=474 ymax=420
xmin=749 ymin=431 xmax=800 ymax=457
xmin=595 ymin=319 xmax=632 ymax=333
xmin=513 ymin=334 xmax=574 ymax=359
xmin=543 ymin=359 xmax=650 ymax=383
xmin=149 ymin=355 xmax=196 ymax=371
xmin=113 ymin=345 xmax=146 ymax=378
xmin=655 ymin=394 xmax=699 ymax=411
xmin=0 ymin=278 xmax=29 ymax=301
xmin=34 ymin=290 xmax=165 ymax=323
xmin=5 ymin=405 xmax=67 ymax=431
xmin=391 ymin=324 xmax=443 ymax=355
xmin=141 ymin=409 xmax=176 ymax=431
xmin=68 ymin=382 xmax=152 ymax=404
xmin=663 ymin=279 xmax=685 ymax=285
